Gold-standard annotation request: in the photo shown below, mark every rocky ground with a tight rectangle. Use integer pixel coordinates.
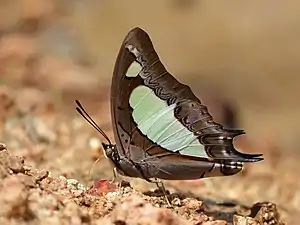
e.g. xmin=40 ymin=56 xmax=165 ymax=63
xmin=0 ymin=142 xmax=287 ymax=225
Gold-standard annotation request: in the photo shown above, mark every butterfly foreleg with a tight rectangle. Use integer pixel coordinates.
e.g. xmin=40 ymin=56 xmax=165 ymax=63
xmin=110 ymin=167 xmax=126 ymax=194
xmin=109 ymin=167 xmax=119 ymax=184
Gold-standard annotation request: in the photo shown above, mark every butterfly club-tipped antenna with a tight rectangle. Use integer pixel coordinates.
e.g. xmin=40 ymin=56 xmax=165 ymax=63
xmin=75 ymin=100 xmax=112 ymax=146
xmin=75 ymin=100 xmax=121 ymax=187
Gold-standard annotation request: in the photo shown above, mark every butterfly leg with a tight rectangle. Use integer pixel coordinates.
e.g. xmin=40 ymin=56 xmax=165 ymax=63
xmin=130 ymin=160 xmax=172 ymax=206
xmin=110 ymin=167 xmax=126 ymax=193
xmin=110 ymin=167 xmax=118 ymax=184
xmin=153 ymin=179 xmax=172 ymax=207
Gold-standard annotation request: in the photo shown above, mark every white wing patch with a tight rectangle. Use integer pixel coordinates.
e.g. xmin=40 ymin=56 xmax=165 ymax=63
xmin=126 ymin=61 xmax=142 ymax=77
xmin=129 ymin=85 xmax=209 ymax=158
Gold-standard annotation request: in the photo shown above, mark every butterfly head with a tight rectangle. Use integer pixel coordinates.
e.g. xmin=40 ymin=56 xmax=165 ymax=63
xmin=101 ymin=143 xmax=120 ymax=163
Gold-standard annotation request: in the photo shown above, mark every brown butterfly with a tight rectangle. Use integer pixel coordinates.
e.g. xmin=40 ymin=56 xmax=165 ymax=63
xmin=76 ymin=27 xmax=263 ymax=203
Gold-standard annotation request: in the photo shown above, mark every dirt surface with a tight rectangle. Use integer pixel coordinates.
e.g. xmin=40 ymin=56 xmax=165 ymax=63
xmin=0 ymin=1 xmax=300 ymax=225
xmin=0 ymin=143 xmax=286 ymax=225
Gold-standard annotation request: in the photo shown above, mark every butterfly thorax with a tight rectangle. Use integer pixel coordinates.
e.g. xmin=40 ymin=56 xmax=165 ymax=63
xmin=102 ymin=143 xmax=147 ymax=178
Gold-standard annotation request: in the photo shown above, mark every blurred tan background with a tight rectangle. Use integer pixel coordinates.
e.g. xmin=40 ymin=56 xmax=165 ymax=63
xmin=1 ymin=0 xmax=300 ymax=150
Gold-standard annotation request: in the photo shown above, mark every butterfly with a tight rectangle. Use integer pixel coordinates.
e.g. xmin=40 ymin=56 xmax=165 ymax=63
xmin=75 ymin=27 xmax=263 ymax=200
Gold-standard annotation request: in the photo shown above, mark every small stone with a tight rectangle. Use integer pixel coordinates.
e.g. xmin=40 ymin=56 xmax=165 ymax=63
xmin=183 ymin=198 xmax=203 ymax=211
xmin=59 ymin=175 xmax=67 ymax=181
xmin=233 ymin=215 xmax=259 ymax=225
xmin=171 ymin=197 xmax=181 ymax=206
xmin=123 ymin=186 xmax=132 ymax=193
xmin=34 ymin=169 xmax=49 ymax=182
xmin=0 ymin=143 xmax=7 ymax=151
xmin=251 ymin=202 xmax=284 ymax=225
xmin=9 ymin=156 xmax=25 ymax=173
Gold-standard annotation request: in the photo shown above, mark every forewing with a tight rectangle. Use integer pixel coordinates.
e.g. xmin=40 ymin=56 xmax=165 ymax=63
xmin=111 ymin=27 xmax=263 ymax=168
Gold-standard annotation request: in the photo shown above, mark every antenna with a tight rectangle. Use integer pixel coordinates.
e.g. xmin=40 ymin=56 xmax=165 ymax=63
xmin=75 ymin=100 xmax=112 ymax=145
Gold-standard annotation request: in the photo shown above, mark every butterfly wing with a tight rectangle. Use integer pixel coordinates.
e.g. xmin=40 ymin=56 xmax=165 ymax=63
xmin=111 ymin=27 xmax=262 ymax=180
